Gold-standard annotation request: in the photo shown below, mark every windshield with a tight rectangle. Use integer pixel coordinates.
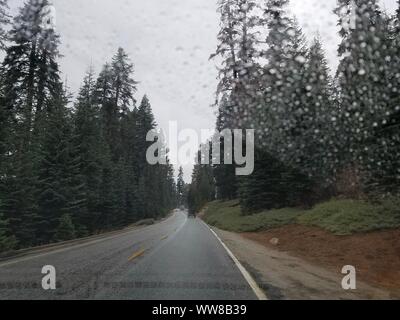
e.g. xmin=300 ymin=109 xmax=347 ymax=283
xmin=0 ymin=0 xmax=399 ymax=305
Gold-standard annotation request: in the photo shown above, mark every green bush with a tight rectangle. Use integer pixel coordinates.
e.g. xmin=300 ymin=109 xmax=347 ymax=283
xmin=298 ymin=199 xmax=400 ymax=235
xmin=203 ymin=200 xmax=303 ymax=233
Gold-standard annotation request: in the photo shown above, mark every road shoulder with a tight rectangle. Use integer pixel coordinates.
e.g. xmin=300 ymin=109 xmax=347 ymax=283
xmin=211 ymin=227 xmax=395 ymax=300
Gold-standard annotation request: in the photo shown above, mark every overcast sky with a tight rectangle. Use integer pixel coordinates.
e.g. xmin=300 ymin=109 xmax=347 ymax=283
xmin=9 ymin=0 xmax=398 ymax=181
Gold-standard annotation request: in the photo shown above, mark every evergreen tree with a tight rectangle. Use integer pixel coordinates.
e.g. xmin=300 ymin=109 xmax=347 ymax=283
xmin=0 ymin=0 xmax=9 ymax=50
xmin=97 ymin=145 xmax=118 ymax=230
xmin=211 ymin=0 xmax=263 ymax=128
xmin=188 ymin=150 xmax=215 ymax=215
xmin=301 ymin=37 xmax=338 ymax=185
xmin=135 ymin=95 xmax=156 ymax=169
xmin=0 ymin=0 xmax=9 ymax=161
xmin=368 ymin=3 xmax=400 ymax=193
xmin=335 ymin=0 xmax=387 ymax=161
xmin=176 ymin=166 xmax=185 ymax=206
xmin=238 ymin=148 xmax=303 ymax=213
xmin=0 ymin=205 xmax=17 ymax=253
xmin=72 ymin=67 xmax=103 ymax=233
xmin=96 ymin=63 xmax=118 ymax=160
xmin=132 ymin=95 xmax=156 ymax=218
xmin=2 ymin=0 xmax=61 ymax=125
xmin=93 ymin=48 xmax=140 ymax=228
xmin=0 ymin=0 xmax=62 ymax=246
xmin=111 ymin=47 xmax=138 ymax=115
xmin=36 ymin=87 xmax=85 ymax=243
xmin=335 ymin=0 xmax=394 ymax=193
xmin=211 ymin=0 xmax=240 ymax=100
xmin=112 ymin=159 xmax=128 ymax=226
xmin=165 ymin=158 xmax=178 ymax=210
xmin=96 ymin=48 xmax=138 ymax=161
xmin=213 ymin=95 xmax=238 ymax=200
xmin=257 ymin=0 xmax=291 ymax=146
xmin=239 ymin=3 xmax=314 ymax=212
xmin=120 ymin=109 xmax=139 ymax=224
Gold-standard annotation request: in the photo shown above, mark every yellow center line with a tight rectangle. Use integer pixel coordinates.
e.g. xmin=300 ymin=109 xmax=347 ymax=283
xmin=128 ymin=248 xmax=147 ymax=262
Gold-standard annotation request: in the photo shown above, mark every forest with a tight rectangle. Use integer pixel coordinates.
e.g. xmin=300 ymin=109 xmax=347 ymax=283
xmin=1 ymin=0 xmax=400 ymax=253
xmin=0 ymin=0 xmax=177 ymax=252
xmin=188 ymin=0 xmax=400 ymax=215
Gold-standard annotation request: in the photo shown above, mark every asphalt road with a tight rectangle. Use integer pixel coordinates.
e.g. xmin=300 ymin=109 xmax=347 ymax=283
xmin=0 ymin=210 xmax=257 ymax=300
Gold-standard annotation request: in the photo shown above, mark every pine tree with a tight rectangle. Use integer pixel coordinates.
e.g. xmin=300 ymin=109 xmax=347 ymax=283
xmin=240 ymin=3 xmax=312 ymax=211
xmin=36 ymin=87 xmax=85 ymax=243
xmin=335 ymin=0 xmax=393 ymax=193
xmin=364 ymin=5 xmax=400 ymax=193
xmin=93 ymin=48 xmax=139 ymax=227
xmin=164 ymin=158 xmax=177 ymax=210
xmin=213 ymin=95 xmax=238 ymax=200
xmin=258 ymin=0 xmax=291 ymax=146
xmin=2 ymin=0 xmax=61 ymax=127
xmin=111 ymin=47 xmax=138 ymax=115
xmin=210 ymin=0 xmax=266 ymax=201
xmin=73 ymin=68 xmax=104 ymax=233
xmin=130 ymin=96 xmax=154 ymax=218
xmin=97 ymin=145 xmax=118 ymax=230
xmin=211 ymin=0 xmax=240 ymax=100
xmin=239 ymin=148 xmax=291 ymax=213
xmin=120 ymin=109 xmax=139 ymax=224
xmin=134 ymin=95 xmax=156 ymax=177
xmin=301 ymin=37 xmax=338 ymax=185
xmin=276 ymin=19 xmax=309 ymax=160
xmin=112 ymin=159 xmax=128 ymax=226
xmin=336 ymin=0 xmax=387 ymax=159
xmin=96 ymin=63 xmax=119 ymax=160
xmin=96 ymin=48 xmax=138 ymax=161
xmin=176 ymin=166 xmax=185 ymax=206
xmin=0 ymin=205 xmax=17 ymax=253
xmin=188 ymin=150 xmax=215 ymax=215
xmin=0 ymin=0 xmax=62 ymax=246
xmin=0 ymin=0 xmax=10 ymax=50
xmin=0 ymin=0 xmax=9 ymax=160
xmin=1 ymin=132 xmax=41 ymax=247
xmin=211 ymin=0 xmax=263 ymax=128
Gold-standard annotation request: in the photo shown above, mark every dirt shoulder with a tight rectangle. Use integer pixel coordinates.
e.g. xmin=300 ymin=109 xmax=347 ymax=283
xmin=212 ymin=226 xmax=399 ymax=300
xmin=243 ymin=225 xmax=400 ymax=295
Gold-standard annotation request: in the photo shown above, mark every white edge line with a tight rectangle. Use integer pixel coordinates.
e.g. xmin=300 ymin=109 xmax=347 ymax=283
xmin=201 ymin=220 xmax=268 ymax=301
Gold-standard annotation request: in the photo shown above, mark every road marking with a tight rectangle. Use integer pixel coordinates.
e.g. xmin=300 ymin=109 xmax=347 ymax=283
xmin=128 ymin=249 xmax=147 ymax=262
xmin=201 ymin=221 xmax=268 ymax=301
